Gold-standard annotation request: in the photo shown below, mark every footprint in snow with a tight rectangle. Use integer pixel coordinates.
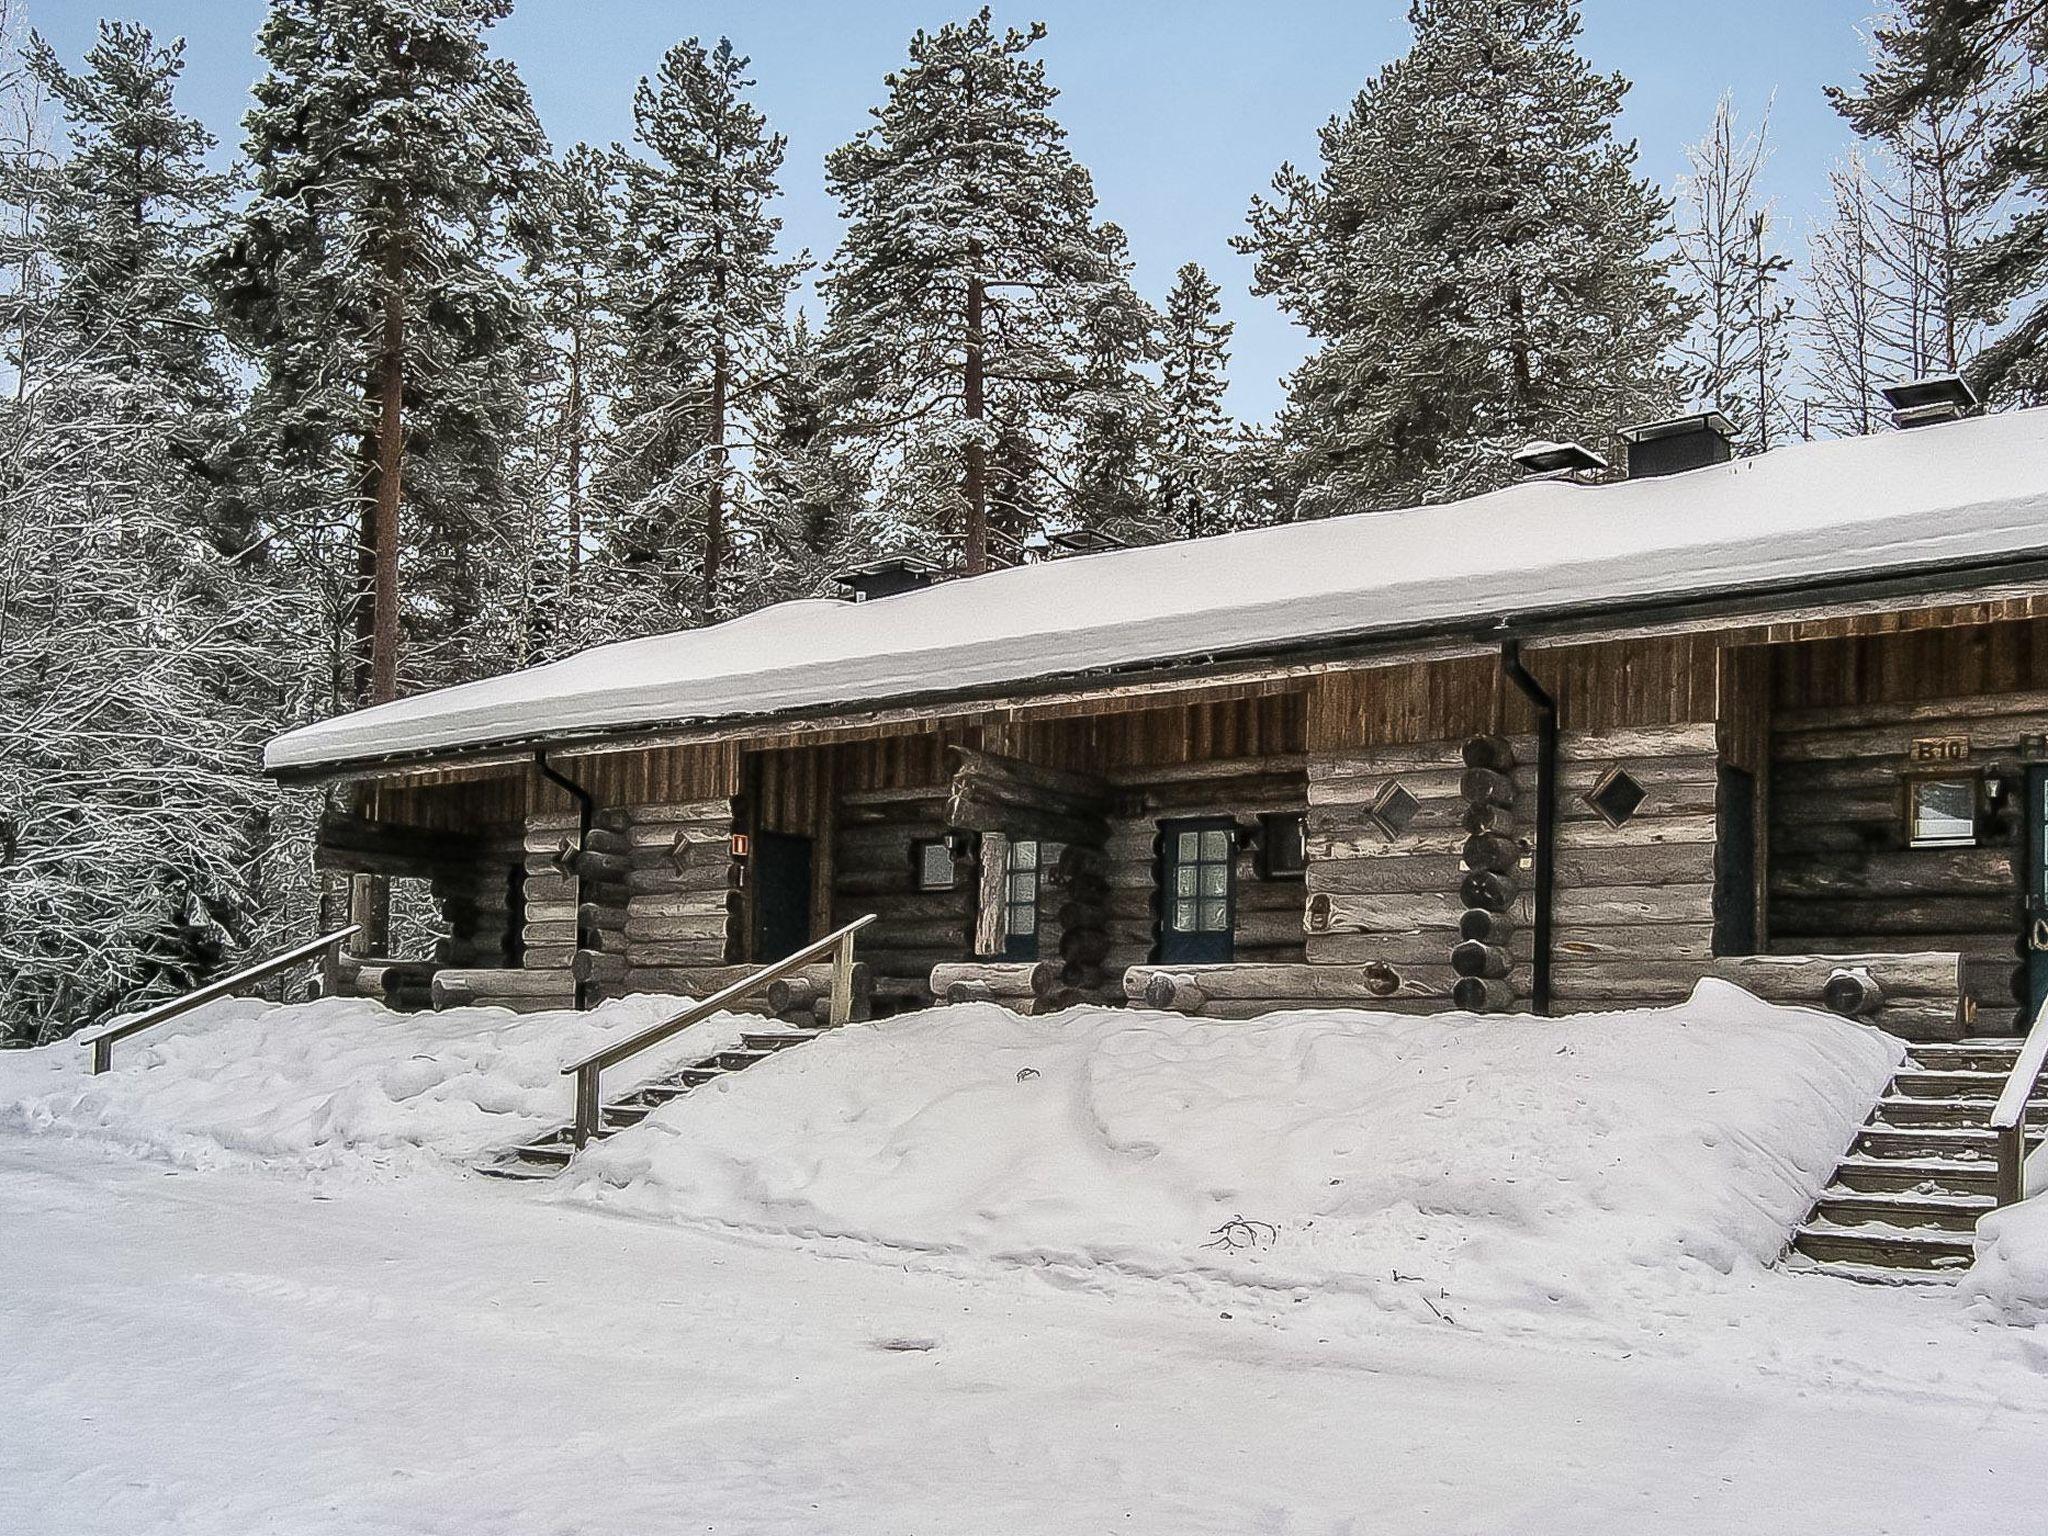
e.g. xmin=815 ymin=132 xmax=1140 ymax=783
xmin=871 ymin=1335 xmax=939 ymax=1353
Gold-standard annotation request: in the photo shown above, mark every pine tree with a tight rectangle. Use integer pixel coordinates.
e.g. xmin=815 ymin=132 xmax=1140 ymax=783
xmin=23 ymin=22 xmax=233 ymax=508
xmin=1239 ymin=0 xmax=1685 ymax=513
xmin=1065 ymin=222 xmax=1162 ymax=544
xmin=1834 ymin=1 xmax=2047 ymax=403
xmin=602 ymin=37 xmax=796 ymax=624
xmin=210 ymin=0 xmax=545 ymax=707
xmin=1156 ymin=262 xmax=1236 ymax=541
xmin=516 ymin=142 xmax=625 ymax=658
xmin=0 ymin=20 xmax=305 ymax=1043
xmin=822 ymin=9 xmax=1124 ymax=571
xmin=749 ymin=311 xmax=868 ymax=603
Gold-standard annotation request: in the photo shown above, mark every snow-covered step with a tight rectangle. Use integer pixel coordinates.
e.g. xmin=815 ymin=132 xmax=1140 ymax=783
xmin=711 ymin=1048 xmax=777 ymax=1071
xmin=1830 ymin=1154 xmax=1999 ymax=1197
xmin=1791 ymin=1220 xmax=1975 ymax=1271
xmin=1853 ymin=1123 xmax=2004 ymax=1158
xmin=739 ymin=1030 xmax=825 ymax=1053
xmin=1889 ymin=1068 xmax=2017 ymax=1099
xmin=1782 ymin=1253 xmax=1965 ymax=1287
xmin=1871 ymin=1095 xmax=2000 ymax=1127
xmin=1907 ymin=1040 xmax=2024 ymax=1072
xmin=1812 ymin=1187 xmax=1992 ymax=1233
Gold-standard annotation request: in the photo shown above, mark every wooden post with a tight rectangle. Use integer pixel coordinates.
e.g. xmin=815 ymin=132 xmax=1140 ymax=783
xmin=828 ymin=930 xmax=856 ymax=1027
xmin=1996 ymin=1119 xmax=2027 ymax=1208
xmin=572 ymin=1063 xmax=601 ymax=1149
xmin=90 ymin=1036 xmax=112 ymax=1075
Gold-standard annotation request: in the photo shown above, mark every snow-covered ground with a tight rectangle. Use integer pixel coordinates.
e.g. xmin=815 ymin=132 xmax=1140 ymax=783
xmin=4 ymin=986 xmax=2047 ymax=1531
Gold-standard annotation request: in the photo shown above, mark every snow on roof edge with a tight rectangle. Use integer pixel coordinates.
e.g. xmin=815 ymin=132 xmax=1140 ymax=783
xmin=266 ymin=410 xmax=2048 ymax=776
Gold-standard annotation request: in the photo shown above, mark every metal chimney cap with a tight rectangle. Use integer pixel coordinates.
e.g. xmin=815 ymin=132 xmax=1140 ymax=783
xmin=1511 ymin=440 xmax=1609 ymax=475
xmin=1046 ymin=527 xmax=1128 ymax=555
xmin=829 ymin=555 xmax=946 ymax=601
xmin=1880 ymin=373 xmax=1979 ymax=414
xmin=1618 ymin=409 xmax=1735 ymax=445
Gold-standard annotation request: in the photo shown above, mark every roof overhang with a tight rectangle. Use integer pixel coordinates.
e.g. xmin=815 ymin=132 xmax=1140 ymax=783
xmin=271 ymin=549 xmax=2048 ymax=787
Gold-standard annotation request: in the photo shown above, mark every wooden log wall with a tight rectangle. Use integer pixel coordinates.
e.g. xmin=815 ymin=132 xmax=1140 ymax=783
xmin=515 ymin=798 xmax=735 ymax=1004
xmin=1300 ymin=722 xmax=1725 ymax=1015
xmin=1097 ymin=757 xmax=1310 ymax=977
xmin=1768 ymin=686 xmax=2036 ymax=1032
xmin=610 ymin=799 xmax=736 ymax=1001
xmin=1549 ymin=723 xmax=1721 ymax=1010
xmin=1303 ymin=737 xmax=1533 ymax=1013
xmin=830 ymin=773 xmax=972 ymax=1013
xmin=431 ymin=826 xmax=526 ymax=973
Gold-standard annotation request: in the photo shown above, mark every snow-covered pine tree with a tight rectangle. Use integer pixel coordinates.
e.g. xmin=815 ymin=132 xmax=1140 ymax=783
xmin=23 ymin=22 xmax=236 ymax=529
xmin=748 ymin=311 xmax=869 ymax=603
xmin=0 ymin=20 xmax=305 ymax=1044
xmin=601 ymin=36 xmax=796 ymax=626
xmin=1834 ymin=1 xmax=2047 ymax=403
xmin=1064 ymin=222 xmax=1162 ymax=545
xmin=1156 ymin=261 xmax=1237 ymax=541
xmin=1675 ymin=96 xmax=1795 ymax=449
xmin=1238 ymin=0 xmax=1686 ymax=514
xmin=822 ymin=9 xmax=1122 ymax=571
xmin=513 ymin=142 xmax=626 ymax=659
xmin=211 ymin=0 xmax=545 ymax=708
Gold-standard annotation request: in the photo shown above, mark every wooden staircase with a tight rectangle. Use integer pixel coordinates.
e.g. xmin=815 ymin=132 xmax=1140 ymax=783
xmin=480 ymin=1026 xmax=827 ymax=1179
xmin=1790 ymin=1037 xmax=2043 ymax=1281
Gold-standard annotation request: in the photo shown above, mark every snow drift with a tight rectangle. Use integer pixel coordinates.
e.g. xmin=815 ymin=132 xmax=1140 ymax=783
xmin=1963 ymin=1140 xmax=2048 ymax=1324
xmin=0 ymin=994 xmax=754 ymax=1173
xmin=560 ymin=981 xmax=1899 ymax=1321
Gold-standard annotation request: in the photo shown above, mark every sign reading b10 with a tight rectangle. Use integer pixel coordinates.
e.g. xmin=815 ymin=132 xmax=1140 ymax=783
xmin=1909 ymin=735 xmax=1971 ymax=764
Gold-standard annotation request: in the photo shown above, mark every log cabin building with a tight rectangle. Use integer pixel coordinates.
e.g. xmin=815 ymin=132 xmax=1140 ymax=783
xmin=268 ymin=397 xmax=2048 ymax=1044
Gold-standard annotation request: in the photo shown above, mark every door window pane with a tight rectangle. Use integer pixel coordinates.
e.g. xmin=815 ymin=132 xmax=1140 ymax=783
xmin=1177 ymin=831 xmax=1200 ymax=863
xmin=1173 ymin=900 xmax=1197 ymax=931
xmin=1200 ymin=899 xmax=1228 ymax=931
xmin=1201 ymin=829 xmax=1231 ymax=861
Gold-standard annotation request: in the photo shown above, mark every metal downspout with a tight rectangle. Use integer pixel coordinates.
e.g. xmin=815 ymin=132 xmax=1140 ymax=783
xmin=535 ymin=750 xmax=596 ymax=1010
xmin=1500 ymin=640 xmax=1556 ymax=1016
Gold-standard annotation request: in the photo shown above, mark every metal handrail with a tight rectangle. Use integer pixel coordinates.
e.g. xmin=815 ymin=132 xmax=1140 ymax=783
xmin=1992 ymin=994 xmax=2048 ymax=1206
xmin=77 ymin=925 xmax=363 ymax=1074
xmin=560 ymin=914 xmax=876 ymax=1147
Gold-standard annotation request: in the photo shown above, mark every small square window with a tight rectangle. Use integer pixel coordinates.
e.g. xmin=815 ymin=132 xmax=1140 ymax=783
xmin=1908 ymin=776 xmax=1977 ymax=848
xmin=1368 ymin=780 xmax=1421 ymax=838
xmin=1585 ymin=767 xmax=1647 ymax=828
xmin=1257 ymin=812 xmax=1308 ymax=879
xmin=914 ymin=837 xmax=956 ymax=891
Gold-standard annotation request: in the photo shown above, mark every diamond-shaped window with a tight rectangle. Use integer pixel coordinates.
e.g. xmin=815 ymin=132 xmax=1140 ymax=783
xmin=1585 ymin=767 xmax=1647 ymax=827
xmin=1369 ymin=779 xmax=1422 ymax=838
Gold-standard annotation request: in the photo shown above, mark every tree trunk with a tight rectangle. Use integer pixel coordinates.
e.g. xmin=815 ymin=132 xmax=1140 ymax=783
xmin=703 ymin=325 xmax=728 ymax=598
xmin=963 ymin=270 xmax=987 ymax=576
xmin=367 ymin=241 xmax=405 ymax=706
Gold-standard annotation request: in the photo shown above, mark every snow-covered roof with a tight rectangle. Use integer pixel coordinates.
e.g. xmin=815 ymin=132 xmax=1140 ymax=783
xmin=267 ymin=408 xmax=2048 ymax=774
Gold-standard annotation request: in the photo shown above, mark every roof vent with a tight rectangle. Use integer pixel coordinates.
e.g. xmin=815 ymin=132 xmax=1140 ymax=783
xmin=1880 ymin=373 xmax=1979 ymax=430
xmin=1618 ymin=410 xmax=1735 ymax=480
xmin=1045 ymin=527 xmax=1127 ymax=556
xmin=1511 ymin=440 xmax=1609 ymax=479
xmin=829 ymin=555 xmax=944 ymax=602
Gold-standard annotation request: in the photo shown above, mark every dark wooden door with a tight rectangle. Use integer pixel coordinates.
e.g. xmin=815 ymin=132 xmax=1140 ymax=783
xmin=1714 ymin=766 xmax=1757 ymax=957
xmin=1158 ymin=818 xmax=1235 ymax=964
xmin=753 ymin=830 xmax=813 ymax=964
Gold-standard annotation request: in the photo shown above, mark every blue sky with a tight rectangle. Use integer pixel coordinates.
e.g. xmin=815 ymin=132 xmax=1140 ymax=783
xmin=28 ymin=0 xmax=1880 ymax=420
